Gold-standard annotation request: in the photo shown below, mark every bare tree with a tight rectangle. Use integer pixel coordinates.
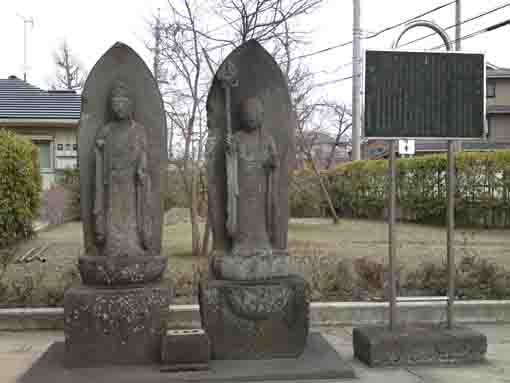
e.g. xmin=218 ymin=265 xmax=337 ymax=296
xmin=156 ymin=0 xmax=210 ymax=257
xmin=52 ymin=41 xmax=87 ymax=91
xmin=207 ymin=0 xmax=322 ymax=46
xmin=149 ymin=0 xmax=326 ymax=255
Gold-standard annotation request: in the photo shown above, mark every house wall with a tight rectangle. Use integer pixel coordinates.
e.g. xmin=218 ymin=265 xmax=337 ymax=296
xmin=487 ymin=77 xmax=510 ymax=142
xmin=489 ymin=114 xmax=510 ymax=142
xmin=2 ymin=125 xmax=78 ymax=189
xmin=487 ymin=78 xmax=510 ymax=106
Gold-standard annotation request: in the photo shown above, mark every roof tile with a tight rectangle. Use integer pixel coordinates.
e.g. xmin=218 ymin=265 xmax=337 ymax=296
xmin=0 ymin=77 xmax=81 ymax=120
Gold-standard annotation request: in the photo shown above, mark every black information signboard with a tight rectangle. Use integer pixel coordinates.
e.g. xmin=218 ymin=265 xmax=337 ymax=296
xmin=364 ymin=50 xmax=485 ymax=139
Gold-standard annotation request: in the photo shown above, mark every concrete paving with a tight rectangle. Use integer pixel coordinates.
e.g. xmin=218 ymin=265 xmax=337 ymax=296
xmin=1 ymin=325 xmax=510 ymax=383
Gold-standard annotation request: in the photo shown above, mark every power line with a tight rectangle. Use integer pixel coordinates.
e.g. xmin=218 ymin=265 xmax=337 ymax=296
xmin=311 ymin=18 xmax=510 ymax=89
xmin=398 ymin=2 xmax=510 ymax=48
xmin=287 ymin=0 xmax=456 ymax=62
xmin=431 ymin=19 xmax=510 ymax=49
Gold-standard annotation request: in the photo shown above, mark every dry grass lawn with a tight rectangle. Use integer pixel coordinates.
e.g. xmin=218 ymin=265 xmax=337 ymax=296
xmin=3 ymin=218 xmax=510 ymax=307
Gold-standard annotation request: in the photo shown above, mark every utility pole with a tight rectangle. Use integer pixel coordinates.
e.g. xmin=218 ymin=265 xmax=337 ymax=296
xmin=455 ymin=0 xmax=463 ymax=152
xmin=153 ymin=8 xmax=161 ymax=84
xmin=17 ymin=14 xmax=34 ymax=81
xmin=455 ymin=0 xmax=461 ymax=51
xmin=352 ymin=0 xmax=362 ymax=161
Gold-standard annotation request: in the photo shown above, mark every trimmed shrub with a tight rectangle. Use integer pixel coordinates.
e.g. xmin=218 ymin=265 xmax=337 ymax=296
xmin=290 ymin=150 xmax=510 ymax=227
xmin=290 ymin=171 xmax=324 ymax=218
xmin=0 ymin=130 xmax=41 ymax=247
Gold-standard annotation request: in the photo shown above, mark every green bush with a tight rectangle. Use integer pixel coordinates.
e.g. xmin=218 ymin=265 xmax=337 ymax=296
xmin=290 ymin=150 xmax=510 ymax=227
xmin=290 ymin=172 xmax=323 ymax=218
xmin=0 ymin=130 xmax=41 ymax=247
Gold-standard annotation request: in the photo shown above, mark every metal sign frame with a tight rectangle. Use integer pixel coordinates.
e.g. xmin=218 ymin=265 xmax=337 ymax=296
xmin=376 ymin=19 xmax=468 ymax=332
xmin=362 ymin=49 xmax=486 ymax=141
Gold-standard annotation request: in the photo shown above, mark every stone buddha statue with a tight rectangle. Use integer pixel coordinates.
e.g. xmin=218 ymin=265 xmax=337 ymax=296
xmin=93 ymin=79 xmax=151 ymax=257
xmin=212 ymin=97 xmax=288 ymax=281
xmin=226 ymin=97 xmax=278 ymax=253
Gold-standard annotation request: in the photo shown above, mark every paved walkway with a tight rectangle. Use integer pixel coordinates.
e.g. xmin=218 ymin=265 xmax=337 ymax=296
xmin=1 ymin=324 xmax=509 ymax=382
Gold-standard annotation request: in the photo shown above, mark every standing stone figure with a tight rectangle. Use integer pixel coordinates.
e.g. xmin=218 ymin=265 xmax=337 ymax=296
xmin=64 ymin=42 xmax=171 ymax=367
xmin=77 ymin=42 xmax=168 ymax=286
xmin=214 ymin=97 xmax=285 ymax=280
xmin=200 ymin=40 xmax=309 ymax=360
xmin=93 ymin=79 xmax=151 ymax=257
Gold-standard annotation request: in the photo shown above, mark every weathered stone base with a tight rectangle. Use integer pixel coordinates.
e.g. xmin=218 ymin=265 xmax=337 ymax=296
xmin=63 ymin=281 xmax=172 ymax=367
xmin=353 ymin=324 xmax=487 ymax=367
xmin=78 ymin=255 xmax=168 ymax=285
xmin=211 ymin=249 xmax=289 ymax=281
xmin=199 ymin=275 xmax=309 ymax=360
xmin=20 ymin=333 xmax=356 ymax=382
xmin=162 ymin=329 xmax=210 ymax=367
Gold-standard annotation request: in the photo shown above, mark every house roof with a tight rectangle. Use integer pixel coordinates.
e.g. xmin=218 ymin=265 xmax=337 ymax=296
xmin=0 ymin=76 xmax=81 ymax=121
xmin=487 ymin=69 xmax=510 ymax=79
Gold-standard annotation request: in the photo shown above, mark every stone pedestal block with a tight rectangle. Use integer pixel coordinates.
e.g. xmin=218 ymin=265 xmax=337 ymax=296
xmin=353 ymin=324 xmax=487 ymax=367
xmin=63 ymin=280 xmax=172 ymax=367
xmin=199 ymin=276 xmax=309 ymax=360
xmin=161 ymin=328 xmax=210 ymax=368
xmin=78 ymin=255 xmax=168 ymax=286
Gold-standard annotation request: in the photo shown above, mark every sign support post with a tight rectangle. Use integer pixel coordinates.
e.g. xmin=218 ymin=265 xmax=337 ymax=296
xmin=353 ymin=19 xmax=488 ymax=368
xmin=388 ymin=140 xmax=397 ymax=330
xmin=447 ymin=140 xmax=456 ymax=329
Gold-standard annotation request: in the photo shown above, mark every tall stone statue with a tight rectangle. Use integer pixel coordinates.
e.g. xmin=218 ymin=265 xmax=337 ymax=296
xmin=206 ymin=42 xmax=295 ymax=282
xmin=64 ymin=42 xmax=171 ymax=367
xmin=77 ymin=43 xmax=168 ymax=285
xmin=93 ymin=79 xmax=151 ymax=258
xmin=200 ymin=40 xmax=309 ymax=360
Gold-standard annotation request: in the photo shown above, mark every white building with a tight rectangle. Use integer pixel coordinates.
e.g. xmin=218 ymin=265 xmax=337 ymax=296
xmin=0 ymin=75 xmax=80 ymax=189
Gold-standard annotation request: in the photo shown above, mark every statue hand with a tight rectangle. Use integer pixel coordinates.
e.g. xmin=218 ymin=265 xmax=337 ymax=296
xmin=137 ymin=169 xmax=145 ymax=186
xmin=225 ymin=135 xmax=233 ymax=154
xmin=95 ymin=232 xmax=105 ymax=245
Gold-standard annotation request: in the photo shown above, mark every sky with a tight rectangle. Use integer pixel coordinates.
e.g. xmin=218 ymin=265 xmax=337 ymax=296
xmin=1 ymin=0 xmax=510 ymax=106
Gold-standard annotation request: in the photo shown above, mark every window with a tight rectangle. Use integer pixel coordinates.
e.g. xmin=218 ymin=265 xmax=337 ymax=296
xmin=65 ymin=143 xmax=71 ymax=150
xmin=487 ymin=82 xmax=496 ymax=98
xmin=35 ymin=141 xmax=51 ymax=169
xmin=57 ymin=144 xmax=63 ymax=151
xmin=73 ymin=144 xmax=78 ymax=151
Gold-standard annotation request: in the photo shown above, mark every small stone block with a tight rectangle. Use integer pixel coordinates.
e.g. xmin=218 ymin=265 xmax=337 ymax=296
xmin=199 ymin=275 xmax=310 ymax=360
xmin=353 ymin=324 xmax=487 ymax=367
xmin=63 ymin=281 xmax=172 ymax=367
xmin=161 ymin=328 xmax=210 ymax=366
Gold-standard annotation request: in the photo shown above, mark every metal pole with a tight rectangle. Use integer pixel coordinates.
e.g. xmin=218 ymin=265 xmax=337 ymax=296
xmin=23 ymin=20 xmax=28 ymax=81
xmin=447 ymin=141 xmax=456 ymax=329
xmin=455 ymin=0 xmax=462 ymax=51
xmin=352 ymin=0 xmax=362 ymax=160
xmin=388 ymin=140 xmax=397 ymax=330
xmin=153 ymin=8 xmax=161 ymax=83
xmin=455 ymin=0 xmax=463 ymax=152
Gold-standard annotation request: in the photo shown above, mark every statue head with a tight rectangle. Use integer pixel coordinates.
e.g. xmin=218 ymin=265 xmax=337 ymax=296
xmin=240 ymin=97 xmax=264 ymax=131
xmin=110 ymin=79 xmax=133 ymax=121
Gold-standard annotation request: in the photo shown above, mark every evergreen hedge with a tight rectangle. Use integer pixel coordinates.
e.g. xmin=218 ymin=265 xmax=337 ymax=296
xmin=0 ymin=130 xmax=41 ymax=247
xmin=291 ymin=151 xmax=510 ymax=227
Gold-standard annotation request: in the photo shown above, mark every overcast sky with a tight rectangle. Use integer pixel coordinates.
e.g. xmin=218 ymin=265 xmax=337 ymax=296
xmin=1 ymin=0 xmax=509 ymax=105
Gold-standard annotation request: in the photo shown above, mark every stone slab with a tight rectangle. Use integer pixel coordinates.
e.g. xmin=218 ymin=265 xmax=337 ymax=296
xmin=19 ymin=333 xmax=355 ymax=382
xmin=353 ymin=324 xmax=487 ymax=367
xmin=78 ymin=255 xmax=168 ymax=286
xmin=162 ymin=329 xmax=210 ymax=366
xmin=199 ymin=276 xmax=309 ymax=360
xmin=63 ymin=280 xmax=172 ymax=367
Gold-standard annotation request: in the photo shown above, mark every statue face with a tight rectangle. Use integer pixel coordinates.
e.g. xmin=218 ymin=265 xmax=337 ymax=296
xmin=240 ymin=98 xmax=263 ymax=131
xmin=111 ymin=95 xmax=132 ymax=120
